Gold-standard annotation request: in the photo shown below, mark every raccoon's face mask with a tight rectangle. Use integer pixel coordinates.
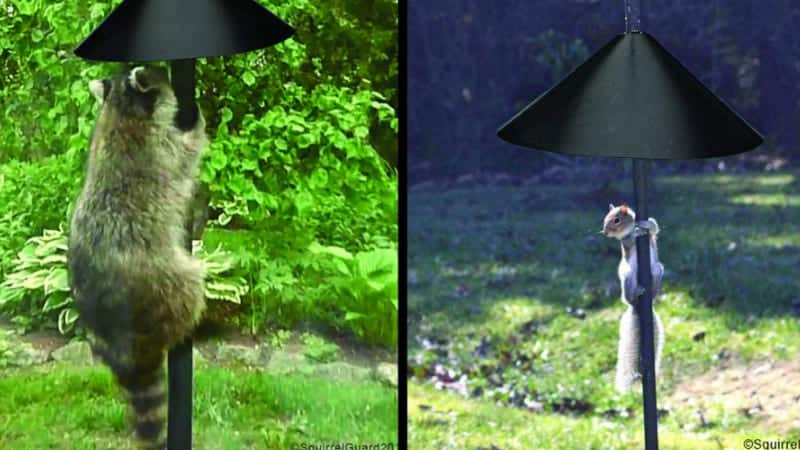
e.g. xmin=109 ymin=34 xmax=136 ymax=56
xmin=89 ymin=66 xmax=172 ymax=119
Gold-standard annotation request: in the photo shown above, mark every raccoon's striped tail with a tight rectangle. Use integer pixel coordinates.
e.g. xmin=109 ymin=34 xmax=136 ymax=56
xmin=124 ymin=366 xmax=167 ymax=450
xmin=92 ymin=340 xmax=167 ymax=450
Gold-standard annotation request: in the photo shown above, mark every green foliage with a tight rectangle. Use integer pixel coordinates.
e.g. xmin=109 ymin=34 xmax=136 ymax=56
xmin=0 ymin=0 xmax=398 ymax=349
xmin=301 ymin=333 xmax=340 ymax=363
xmin=203 ymin=83 xmax=397 ymax=249
xmin=199 ymin=230 xmax=397 ymax=348
xmin=307 ymin=242 xmax=398 ymax=347
xmin=0 ymin=154 xmax=83 ymax=277
xmin=0 ymin=227 xmax=75 ymax=334
xmin=0 ymin=228 xmax=249 ymax=335
xmin=293 ymin=0 xmax=398 ymax=104
xmin=1 ymin=0 xmax=398 ymax=162
xmin=268 ymin=329 xmax=293 ymax=349
xmin=0 ymin=1 xmax=114 ymax=161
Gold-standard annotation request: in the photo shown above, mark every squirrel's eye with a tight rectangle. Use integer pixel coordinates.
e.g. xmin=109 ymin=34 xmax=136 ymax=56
xmin=613 ymin=218 xmax=620 ymax=224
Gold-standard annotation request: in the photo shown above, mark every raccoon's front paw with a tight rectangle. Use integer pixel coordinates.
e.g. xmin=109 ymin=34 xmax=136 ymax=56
xmin=191 ymin=296 xmax=207 ymax=325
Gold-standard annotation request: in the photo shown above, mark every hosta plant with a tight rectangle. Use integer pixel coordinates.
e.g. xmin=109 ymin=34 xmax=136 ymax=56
xmin=307 ymin=242 xmax=398 ymax=347
xmin=0 ymin=227 xmax=249 ymax=335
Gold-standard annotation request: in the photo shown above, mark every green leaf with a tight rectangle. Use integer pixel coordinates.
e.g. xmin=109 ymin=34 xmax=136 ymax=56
xmin=308 ymin=242 xmax=354 ymax=260
xmin=309 ymin=169 xmax=328 ymax=188
xmin=354 ymin=126 xmax=369 ymax=139
xmin=243 ymin=71 xmax=256 ymax=86
xmin=294 ymin=190 xmax=314 ymax=215
xmin=209 ymin=151 xmax=228 ymax=171
xmin=356 ymin=248 xmax=397 ymax=277
xmin=44 ymin=268 xmax=70 ymax=294
xmin=344 ymin=311 xmax=366 ymax=321
xmin=0 ymin=288 xmax=24 ymax=307
xmin=297 ymin=133 xmax=314 ymax=148
xmin=58 ymin=307 xmax=79 ymax=335
xmin=220 ymin=107 xmax=234 ymax=124
xmin=42 ymin=294 xmax=71 ymax=313
xmin=332 ymin=259 xmax=351 ymax=277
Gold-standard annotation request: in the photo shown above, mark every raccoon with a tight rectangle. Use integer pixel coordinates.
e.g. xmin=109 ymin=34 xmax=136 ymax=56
xmin=67 ymin=65 xmax=207 ymax=449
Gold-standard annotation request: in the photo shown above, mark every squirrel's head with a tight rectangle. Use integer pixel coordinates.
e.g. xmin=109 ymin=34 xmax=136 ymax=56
xmin=89 ymin=65 xmax=176 ymax=123
xmin=603 ymin=203 xmax=636 ymax=239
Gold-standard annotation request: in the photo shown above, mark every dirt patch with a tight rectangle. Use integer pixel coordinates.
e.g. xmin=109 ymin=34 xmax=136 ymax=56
xmin=330 ymin=334 xmax=397 ymax=368
xmin=19 ymin=330 xmax=69 ymax=355
xmin=193 ymin=327 xmax=395 ymax=369
xmin=5 ymin=320 xmax=395 ymax=374
xmin=668 ymin=360 xmax=800 ymax=433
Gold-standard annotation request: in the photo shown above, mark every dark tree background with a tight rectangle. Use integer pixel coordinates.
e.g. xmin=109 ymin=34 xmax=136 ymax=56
xmin=408 ymin=0 xmax=800 ymax=182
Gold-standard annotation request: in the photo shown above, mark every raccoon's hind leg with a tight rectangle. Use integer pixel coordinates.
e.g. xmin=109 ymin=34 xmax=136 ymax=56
xmin=92 ymin=337 xmax=167 ymax=450
xmin=157 ymin=250 xmax=207 ymax=346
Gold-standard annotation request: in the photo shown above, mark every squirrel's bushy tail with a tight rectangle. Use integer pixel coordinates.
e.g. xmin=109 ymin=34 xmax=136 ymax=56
xmin=616 ymin=307 xmax=663 ymax=393
xmin=92 ymin=339 xmax=167 ymax=450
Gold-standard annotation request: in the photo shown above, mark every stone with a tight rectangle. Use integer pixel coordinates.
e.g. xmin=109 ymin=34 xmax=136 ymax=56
xmin=9 ymin=343 xmax=49 ymax=367
xmin=215 ymin=343 xmax=262 ymax=366
xmin=0 ymin=329 xmax=47 ymax=368
xmin=51 ymin=341 xmax=93 ymax=365
xmin=265 ymin=349 xmax=311 ymax=375
xmin=374 ymin=362 xmax=398 ymax=387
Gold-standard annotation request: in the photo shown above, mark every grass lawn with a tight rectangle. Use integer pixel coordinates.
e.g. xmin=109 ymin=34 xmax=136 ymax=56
xmin=0 ymin=364 xmax=398 ymax=449
xmin=408 ymin=170 xmax=800 ymax=449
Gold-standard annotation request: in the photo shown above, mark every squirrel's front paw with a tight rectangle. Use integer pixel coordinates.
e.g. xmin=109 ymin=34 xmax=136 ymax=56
xmin=643 ymin=218 xmax=659 ymax=233
xmin=635 ymin=219 xmax=659 ymax=236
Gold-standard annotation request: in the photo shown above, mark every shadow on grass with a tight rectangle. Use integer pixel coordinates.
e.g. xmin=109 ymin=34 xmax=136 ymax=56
xmin=409 ymin=172 xmax=800 ymax=324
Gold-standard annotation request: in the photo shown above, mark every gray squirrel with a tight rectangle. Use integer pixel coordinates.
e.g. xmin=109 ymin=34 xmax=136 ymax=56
xmin=603 ymin=203 xmax=665 ymax=393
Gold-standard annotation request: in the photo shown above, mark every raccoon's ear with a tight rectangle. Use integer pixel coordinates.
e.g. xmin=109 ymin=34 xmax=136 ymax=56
xmin=89 ymin=79 xmax=109 ymax=103
xmin=130 ymin=66 xmax=168 ymax=93
xmin=129 ymin=67 xmax=151 ymax=93
xmin=608 ymin=203 xmax=615 ymax=211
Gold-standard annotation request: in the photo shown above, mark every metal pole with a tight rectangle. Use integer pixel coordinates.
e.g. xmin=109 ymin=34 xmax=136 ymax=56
xmin=624 ymin=0 xmax=642 ymax=33
xmin=171 ymin=59 xmax=199 ymax=132
xmin=167 ymin=58 xmax=197 ymax=450
xmin=633 ymin=158 xmax=658 ymax=450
